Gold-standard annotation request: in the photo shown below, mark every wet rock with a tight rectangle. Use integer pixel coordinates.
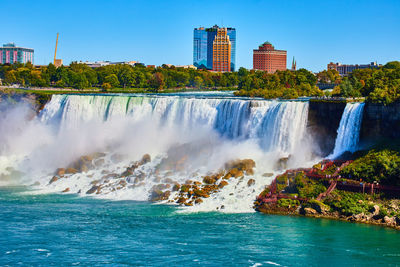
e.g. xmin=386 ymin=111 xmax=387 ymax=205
xmin=195 ymin=198 xmax=203 ymax=204
xmin=180 ymin=184 xmax=190 ymax=193
xmin=177 ymin=197 xmax=187 ymax=204
xmin=140 ymin=154 xmax=151 ymax=165
xmin=62 ymin=187 xmax=70 ymax=193
xmin=86 ymin=186 xmax=100 ymax=194
xmin=262 ymin=173 xmax=274 ymax=177
xmin=247 ymin=179 xmax=255 ymax=187
xmin=218 ymin=180 xmax=229 ymax=188
xmin=354 ymin=213 xmax=369 ymax=222
xmin=310 ymin=200 xmax=330 ymax=214
xmin=49 ymin=176 xmax=59 ymax=184
xmin=227 ymin=168 xmax=244 ymax=178
xmin=303 ymin=207 xmax=318 ymax=215
xmin=203 ymin=176 xmax=216 ymax=184
xmin=55 ymin=168 xmax=65 ymax=176
xmin=193 ymin=189 xmax=209 ymax=198
xmin=384 ymin=216 xmax=396 ymax=226
xmin=172 ymin=183 xmax=181 ymax=192
xmin=371 ymin=205 xmax=380 ymax=216
xmin=65 ymin=168 xmax=78 ymax=174
xmin=150 ymin=189 xmax=171 ymax=201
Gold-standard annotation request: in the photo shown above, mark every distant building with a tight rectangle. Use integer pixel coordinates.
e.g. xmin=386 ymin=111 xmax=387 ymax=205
xmin=0 ymin=43 xmax=34 ymax=64
xmin=327 ymin=62 xmax=380 ymax=76
xmin=253 ymin=42 xmax=287 ymax=73
xmin=291 ymin=57 xmax=297 ymax=71
xmin=193 ymin=25 xmax=236 ymax=71
xmin=80 ymin=61 xmax=139 ymax=68
xmin=212 ymin=28 xmax=231 ymax=72
xmin=164 ymin=64 xmax=197 ymax=69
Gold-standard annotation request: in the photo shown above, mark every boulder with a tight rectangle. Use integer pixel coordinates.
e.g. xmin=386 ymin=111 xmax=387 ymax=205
xmin=303 ymin=207 xmax=318 ymax=215
xmin=49 ymin=176 xmax=59 ymax=184
xmin=371 ymin=205 xmax=380 ymax=216
xmin=383 ymin=216 xmax=396 ymax=226
xmin=177 ymin=197 xmax=187 ymax=204
xmin=203 ymin=176 xmax=216 ymax=184
xmin=172 ymin=183 xmax=180 ymax=192
xmin=262 ymin=173 xmax=274 ymax=177
xmin=150 ymin=189 xmax=171 ymax=201
xmin=195 ymin=198 xmax=203 ymax=204
xmin=65 ymin=168 xmax=78 ymax=174
xmin=55 ymin=168 xmax=65 ymax=176
xmin=193 ymin=189 xmax=209 ymax=198
xmin=218 ymin=180 xmax=229 ymax=188
xmin=180 ymin=184 xmax=190 ymax=193
xmin=62 ymin=187 xmax=70 ymax=193
xmin=86 ymin=186 xmax=100 ymax=194
xmin=309 ymin=200 xmax=330 ymax=214
xmin=140 ymin=154 xmax=151 ymax=165
xmin=247 ymin=179 xmax=255 ymax=187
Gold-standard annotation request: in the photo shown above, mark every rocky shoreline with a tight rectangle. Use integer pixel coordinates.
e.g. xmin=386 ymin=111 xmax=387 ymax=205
xmin=254 ymin=159 xmax=400 ymax=230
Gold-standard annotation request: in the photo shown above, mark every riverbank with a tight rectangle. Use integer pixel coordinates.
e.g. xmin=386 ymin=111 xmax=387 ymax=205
xmin=254 ymin=156 xmax=400 ymax=230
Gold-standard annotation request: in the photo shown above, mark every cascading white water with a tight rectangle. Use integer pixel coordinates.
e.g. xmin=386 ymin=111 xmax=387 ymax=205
xmin=0 ymin=92 xmax=315 ymax=212
xmin=330 ymin=102 xmax=365 ymax=158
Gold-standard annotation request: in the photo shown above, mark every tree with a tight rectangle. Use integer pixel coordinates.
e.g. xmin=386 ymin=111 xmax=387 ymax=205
xmin=104 ymin=74 xmax=119 ymax=88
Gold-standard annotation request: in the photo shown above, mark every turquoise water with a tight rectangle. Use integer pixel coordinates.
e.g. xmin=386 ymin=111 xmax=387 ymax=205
xmin=1 ymin=187 xmax=399 ymax=266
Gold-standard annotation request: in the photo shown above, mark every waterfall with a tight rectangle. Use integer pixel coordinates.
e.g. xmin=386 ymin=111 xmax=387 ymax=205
xmin=2 ymin=93 xmax=313 ymax=212
xmin=330 ymin=102 xmax=365 ymax=158
xmin=40 ymin=94 xmax=309 ymax=154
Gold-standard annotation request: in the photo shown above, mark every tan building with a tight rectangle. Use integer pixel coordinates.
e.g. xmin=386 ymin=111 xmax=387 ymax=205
xmin=253 ymin=42 xmax=287 ymax=73
xmin=212 ymin=28 xmax=231 ymax=72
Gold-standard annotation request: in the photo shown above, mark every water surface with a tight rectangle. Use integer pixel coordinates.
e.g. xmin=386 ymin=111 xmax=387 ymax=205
xmin=1 ymin=187 xmax=399 ymax=266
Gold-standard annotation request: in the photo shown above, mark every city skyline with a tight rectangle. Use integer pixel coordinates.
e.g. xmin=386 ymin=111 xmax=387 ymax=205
xmin=1 ymin=0 xmax=399 ymax=71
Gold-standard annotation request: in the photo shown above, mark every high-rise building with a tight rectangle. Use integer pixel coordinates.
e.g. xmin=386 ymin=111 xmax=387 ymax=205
xmin=193 ymin=25 xmax=236 ymax=71
xmin=0 ymin=43 xmax=34 ymax=64
xmin=212 ymin=28 xmax=231 ymax=72
xmin=253 ymin=42 xmax=287 ymax=73
xmin=327 ymin=62 xmax=380 ymax=76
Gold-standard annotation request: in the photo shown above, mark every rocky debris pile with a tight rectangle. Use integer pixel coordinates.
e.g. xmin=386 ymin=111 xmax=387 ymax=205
xmin=49 ymin=153 xmax=152 ymax=195
xmin=160 ymin=159 xmax=256 ymax=206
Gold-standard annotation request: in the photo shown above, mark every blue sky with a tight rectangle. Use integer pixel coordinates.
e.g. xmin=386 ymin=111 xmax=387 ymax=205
xmin=2 ymin=0 xmax=399 ymax=71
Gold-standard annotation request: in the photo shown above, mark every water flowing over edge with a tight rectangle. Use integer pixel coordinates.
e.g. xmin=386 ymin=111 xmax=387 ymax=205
xmin=330 ymin=102 xmax=365 ymax=158
xmin=3 ymin=93 xmax=367 ymax=213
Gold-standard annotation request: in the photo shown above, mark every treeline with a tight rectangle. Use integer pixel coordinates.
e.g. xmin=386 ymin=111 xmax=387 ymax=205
xmin=234 ymin=68 xmax=324 ymax=99
xmin=1 ymin=61 xmax=400 ymax=104
xmin=0 ymin=62 xmax=239 ymax=91
xmin=332 ymin=61 xmax=400 ymax=104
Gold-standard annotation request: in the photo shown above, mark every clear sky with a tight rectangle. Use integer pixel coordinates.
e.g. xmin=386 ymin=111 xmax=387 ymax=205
xmin=1 ymin=0 xmax=399 ymax=72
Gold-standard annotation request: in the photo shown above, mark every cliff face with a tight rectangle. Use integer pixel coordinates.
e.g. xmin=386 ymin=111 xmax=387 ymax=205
xmin=307 ymin=100 xmax=346 ymax=156
xmin=361 ymin=103 xmax=400 ymax=140
xmin=308 ymin=100 xmax=400 ymax=156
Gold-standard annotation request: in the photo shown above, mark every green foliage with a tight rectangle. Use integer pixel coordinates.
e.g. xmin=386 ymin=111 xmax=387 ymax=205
xmin=294 ymin=173 xmax=326 ymax=199
xmin=277 ymin=198 xmax=300 ymax=208
xmin=234 ymin=68 xmax=323 ymax=99
xmin=324 ymin=190 xmax=371 ymax=216
xmin=340 ymin=150 xmax=400 ymax=185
